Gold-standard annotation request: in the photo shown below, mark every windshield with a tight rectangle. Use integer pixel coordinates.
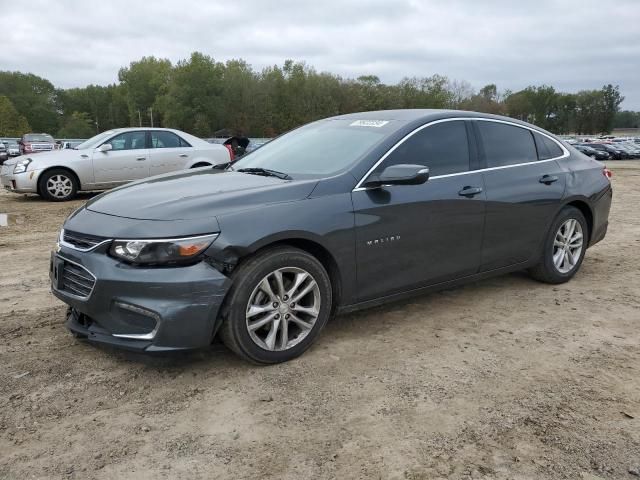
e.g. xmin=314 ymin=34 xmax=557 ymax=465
xmin=231 ymin=119 xmax=395 ymax=177
xmin=24 ymin=134 xmax=54 ymax=142
xmin=74 ymin=130 xmax=118 ymax=150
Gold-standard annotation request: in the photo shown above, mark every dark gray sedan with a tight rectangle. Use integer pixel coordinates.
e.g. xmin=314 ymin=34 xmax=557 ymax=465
xmin=51 ymin=110 xmax=612 ymax=364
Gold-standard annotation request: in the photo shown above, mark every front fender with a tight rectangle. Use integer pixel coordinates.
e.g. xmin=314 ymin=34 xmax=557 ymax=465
xmin=205 ymin=193 xmax=358 ymax=305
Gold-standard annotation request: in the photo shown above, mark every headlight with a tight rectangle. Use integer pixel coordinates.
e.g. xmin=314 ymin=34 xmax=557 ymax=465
xmin=110 ymin=233 xmax=219 ymax=265
xmin=13 ymin=158 xmax=32 ymax=174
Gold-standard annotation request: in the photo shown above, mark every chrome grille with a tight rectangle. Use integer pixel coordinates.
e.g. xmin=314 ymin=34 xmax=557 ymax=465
xmin=60 ymin=261 xmax=96 ymax=298
xmin=31 ymin=143 xmax=54 ymax=151
xmin=62 ymin=230 xmax=108 ymax=250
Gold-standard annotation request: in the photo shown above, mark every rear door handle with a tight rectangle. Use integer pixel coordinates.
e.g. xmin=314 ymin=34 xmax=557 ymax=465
xmin=179 ymin=154 xmax=188 ymax=158
xmin=458 ymin=186 xmax=483 ymax=197
xmin=136 ymin=157 xmax=146 ymax=161
xmin=539 ymin=174 xmax=559 ymax=185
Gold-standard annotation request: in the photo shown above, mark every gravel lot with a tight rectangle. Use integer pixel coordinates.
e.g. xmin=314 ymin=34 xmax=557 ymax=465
xmin=1 ymin=162 xmax=639 ymax=479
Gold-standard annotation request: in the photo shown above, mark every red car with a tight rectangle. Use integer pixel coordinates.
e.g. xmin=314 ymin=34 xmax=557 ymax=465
xmin=18 ymin=133 xmax=56 ymax=155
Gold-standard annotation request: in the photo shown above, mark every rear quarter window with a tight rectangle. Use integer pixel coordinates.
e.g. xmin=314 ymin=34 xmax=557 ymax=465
xmin=533 ymin=132 xmax=564 ymax=160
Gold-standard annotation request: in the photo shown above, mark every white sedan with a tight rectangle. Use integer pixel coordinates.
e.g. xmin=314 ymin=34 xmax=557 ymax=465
xmin=0 ymin=128 xmax=231 ymax=201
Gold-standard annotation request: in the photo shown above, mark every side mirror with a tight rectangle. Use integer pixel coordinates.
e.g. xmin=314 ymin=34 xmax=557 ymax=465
xmin=364 ymin=164 xmax=429 ymax=188
xmin=98 ymin=143 xmax=112 ymax=153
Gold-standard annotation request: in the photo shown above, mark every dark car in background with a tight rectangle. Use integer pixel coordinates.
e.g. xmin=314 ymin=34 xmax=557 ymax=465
xmin=51 ymin=110 xmax=612 ymax=364
xmin=585 ymin=143 xmax=629 ymax=160
xmin=0 ymin=142 xmax=7 ymax=164
xmin=575 ymin=144 xmax=609 ymax=160
xmin=19 ymin=133 xmax=56 ymax=155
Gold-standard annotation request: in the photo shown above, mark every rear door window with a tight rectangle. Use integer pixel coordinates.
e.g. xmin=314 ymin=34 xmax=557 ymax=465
xmin=477 ymin=121 xmax=538 ymax=167
xmin=150 ymin=131 xmax=185 ymax=148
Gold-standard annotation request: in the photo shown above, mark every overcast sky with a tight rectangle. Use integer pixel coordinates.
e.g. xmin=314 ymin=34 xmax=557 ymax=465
xmin=2 ymin=0 xmax=639 ymax=109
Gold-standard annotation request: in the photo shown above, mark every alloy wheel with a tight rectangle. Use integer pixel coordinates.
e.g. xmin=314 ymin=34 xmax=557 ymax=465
xmin=552 ymin=218 xmax=584 ymax=274
xmin=46 ymin=174 xmax=73 ymax=199
xmin=246 ymin=267 xmax=321 ymax=351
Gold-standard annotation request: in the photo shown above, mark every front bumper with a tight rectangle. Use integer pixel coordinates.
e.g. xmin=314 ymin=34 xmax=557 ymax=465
xmin=0 ymin=165 xmax=41 ymax=193
xmin=50 ymin=242 xmax=231 ymax=352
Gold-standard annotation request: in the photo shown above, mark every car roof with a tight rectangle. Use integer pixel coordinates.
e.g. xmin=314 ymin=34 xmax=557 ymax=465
xmin=329 ymin=109 xmax=548 ymax=131
xmin=102 ymin=127 xmax=185 ymax=133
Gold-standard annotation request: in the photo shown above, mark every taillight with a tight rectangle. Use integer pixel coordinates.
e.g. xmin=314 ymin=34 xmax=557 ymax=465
xmin=603 ymin=167 xmax=612 ymax=179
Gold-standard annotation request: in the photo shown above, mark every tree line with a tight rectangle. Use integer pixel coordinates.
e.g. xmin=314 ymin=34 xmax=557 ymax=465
xmin=0 ymin=52 xmax=632 ymax=138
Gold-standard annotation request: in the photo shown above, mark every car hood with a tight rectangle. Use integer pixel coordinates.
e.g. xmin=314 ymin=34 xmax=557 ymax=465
xmin=3 ymin=149 xmax=85 ymax=167
xmin=85 ymin=168 xmax=319 ymax=221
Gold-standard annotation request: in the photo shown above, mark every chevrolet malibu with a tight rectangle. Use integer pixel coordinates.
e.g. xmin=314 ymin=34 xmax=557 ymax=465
xmin=50 ymin=110 xmax=612 ymax=364
xmin=1 ymin=128 xmax=231 ymax=201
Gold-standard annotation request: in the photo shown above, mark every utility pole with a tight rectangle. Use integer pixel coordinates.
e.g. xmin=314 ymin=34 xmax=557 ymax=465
xmin=137 ymin=110 xmax=142 ymax=127
xmin=149 ymin=107 xmax=154 ymax=127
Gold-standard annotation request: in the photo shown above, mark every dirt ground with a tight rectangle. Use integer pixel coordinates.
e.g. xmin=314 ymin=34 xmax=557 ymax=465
xmin=1 ymin=162 xmax=639 ymax=480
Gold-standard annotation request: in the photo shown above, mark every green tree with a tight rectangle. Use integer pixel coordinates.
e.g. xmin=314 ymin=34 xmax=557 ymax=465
xmin=118 ymin=57 xmax=172 ymax=126
xmin=156 ymin=52 xmax=225 ymax=135
xmin=0 ymin=71 xmax=59 ymax=133
xmin=57 ymin=111 xmax=95 ymax=138
xmin=0 ymin=95 xmax=31 ymax=136
xmin=614 ymin=110 xmax=640 ymax=128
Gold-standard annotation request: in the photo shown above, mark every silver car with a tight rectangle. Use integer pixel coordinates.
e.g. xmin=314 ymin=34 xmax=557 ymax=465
xmin=0 ymin=128 xmax=231 ymax=201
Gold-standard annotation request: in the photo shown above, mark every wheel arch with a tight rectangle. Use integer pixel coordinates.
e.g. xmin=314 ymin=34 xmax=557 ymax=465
xmin=562 ymin=197 xmax=593 ymax=244
xmin=36 ymin=166 xmax=82 ymax=194
xmin=187 ymin=160 xmax=212 ymax=169
xmin=239 ymin=235 xmax=343 ymax=310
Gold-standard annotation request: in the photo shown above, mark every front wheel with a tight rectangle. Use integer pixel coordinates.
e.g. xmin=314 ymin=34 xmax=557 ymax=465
xmin=529 ymin=206 xmax=588 ymax=284
xmin=219 ymin=246 xmax=332 ymax=364
xmin=38 ymin=169 xmax=78 ymax=201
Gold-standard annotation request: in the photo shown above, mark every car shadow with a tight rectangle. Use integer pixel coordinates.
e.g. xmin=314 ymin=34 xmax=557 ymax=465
xmin=86 ymin=270 xmax=535 ymax=371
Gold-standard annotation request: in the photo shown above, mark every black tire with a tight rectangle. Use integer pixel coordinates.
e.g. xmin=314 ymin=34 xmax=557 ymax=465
xmin=529 ymin=206 xmax=588 ymax=284
xmin=219 ymin=246 xmax=332 ymax=364
xmin=38 ymin=168 xmax=78 ymax=201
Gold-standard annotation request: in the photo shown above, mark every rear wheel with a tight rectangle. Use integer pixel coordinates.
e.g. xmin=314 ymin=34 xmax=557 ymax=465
xmin=529 ymin=206 xmax=588 ymax=284
xmin=219 ymin=246 xmax=332 ymax=364
xmin=38 ymin=168 xmax=78 ymax=201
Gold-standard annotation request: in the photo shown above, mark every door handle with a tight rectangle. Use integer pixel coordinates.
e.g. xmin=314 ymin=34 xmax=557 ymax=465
xmin=136 ymin=157 xmax=146 ymax=161
xmin=179 ymin=154 xmax=188 ymax=158
xmin=539 ymin=174 xmax=559 ymax=185
xmin=458 ymin=186 xmax=483 ymax=197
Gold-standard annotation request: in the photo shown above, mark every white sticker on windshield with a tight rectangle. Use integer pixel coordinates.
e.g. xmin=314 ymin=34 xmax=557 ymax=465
xmin=349 ymin=120 xmax=389 ymax=128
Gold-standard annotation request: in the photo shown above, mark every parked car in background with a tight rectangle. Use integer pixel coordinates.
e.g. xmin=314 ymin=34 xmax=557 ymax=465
xmin=575 ymin=144 xmax=609 ymax=160
xmin=61 ymin=141 xmax=84 ymax=149
xmin=585 ymin=143 xmax=629 ymax=160
xmin=608 ymin=143 xmax=638 ymax=158
xmin=7 ymin=142 xmax=20 ymax=157
xmin=618 ymin=142 xmax=640 ymax=157
xmin=50 ymin=110 xmax=612 ymax=363
xmin=19 ymin=133 xmax=56 ymax=155
xmin=0 ymin=142 xmax=7 ymax=164
xmin=1 ymin=128 xmax=231 ymax=201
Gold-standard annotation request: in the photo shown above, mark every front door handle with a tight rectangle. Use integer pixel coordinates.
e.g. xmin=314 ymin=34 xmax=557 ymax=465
xmin=136 ymin=157 xmax=146 ymax=161
xmin=458 ymin=186 xmax=483 ymax=197
xmin=539 ymin=174 xmax=559 ymax=185
xmin=179 ymin=154 xmax=188 ymax=158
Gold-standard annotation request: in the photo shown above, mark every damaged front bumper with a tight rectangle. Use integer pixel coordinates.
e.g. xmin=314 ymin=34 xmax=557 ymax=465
xmin=50 ymin=241 xmax=231 ymax=352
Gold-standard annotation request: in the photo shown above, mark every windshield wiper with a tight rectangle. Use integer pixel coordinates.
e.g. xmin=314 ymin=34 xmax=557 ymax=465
xmin=236 ymin=168 xmax=291 ymax=180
